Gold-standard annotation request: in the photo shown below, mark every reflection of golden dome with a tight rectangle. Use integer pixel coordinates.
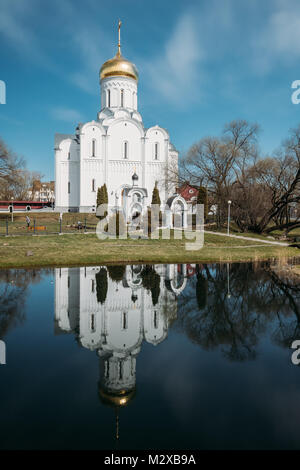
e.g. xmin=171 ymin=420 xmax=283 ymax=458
xmin=100 ymin=20 xmax=138 ymax=81
xmin=100 ymin=51 xmax=139 ymax=81
xmin=99 ymin=387 xmax=136 ymax=407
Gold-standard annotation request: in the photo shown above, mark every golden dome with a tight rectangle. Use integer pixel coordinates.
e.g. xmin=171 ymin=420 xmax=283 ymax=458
xmin=100 ymin=51 xmax=138 ymax=81
xmin=99 ymin=387 xmax=136 ymax=407
xmin=100 ymin=20 xmax=138 ymax=82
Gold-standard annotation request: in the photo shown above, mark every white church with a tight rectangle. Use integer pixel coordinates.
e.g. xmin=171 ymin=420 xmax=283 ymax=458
xmin=54 ymin=22 xmax=188 ymax=225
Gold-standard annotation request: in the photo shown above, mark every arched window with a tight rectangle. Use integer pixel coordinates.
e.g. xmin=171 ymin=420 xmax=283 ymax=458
xmin=107 ymin=89 xmax=111 ymax=107
xmin=122 ymin=312 xmax=128 ymax=330
xmin=119 ymin=361 xmax=123 ymax=380
xmin=154 ymin=311 xmax=158 ymax=329
xmin=154 ymin=142 xmax=159 ymax=160
xmin=68 ymin=151 xmax=70 ymax=160
xmin=90 ymin=313 xmax=95 ymax=332
xmin=121 ymin=89 xmax=124 ymax=107
xmin=105 ymin=360 xmax=109 ymax=378
xmin=68 ymin=182 xmax=70 ymax=194
xmin=92 ymin=139 xmax=96 ymax=157
xmin=92 ymin=178 xmax=96 ymax=192
xmin=123 ymin=141 xmax=128 ymax=159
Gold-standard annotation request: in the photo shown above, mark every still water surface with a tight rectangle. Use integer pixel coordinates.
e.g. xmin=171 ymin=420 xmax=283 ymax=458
xmin=0 ymin=262 xmax=300 ymax=450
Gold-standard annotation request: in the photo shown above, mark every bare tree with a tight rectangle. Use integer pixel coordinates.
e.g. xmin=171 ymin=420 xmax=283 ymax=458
xmin=231 ymin=126 xmax=300 ymax=233
xmin=179 ymin=120 xmax=300 ymax=234
xmin=0 ymin=138 xmax=26 ymax=198
xmin=181 ymin=120 xmax=259 ymax=227
xmin=0 ymin=137 xmax=43 ymax=200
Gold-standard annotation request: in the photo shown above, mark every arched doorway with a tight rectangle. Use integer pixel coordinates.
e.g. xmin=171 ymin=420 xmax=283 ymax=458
xmin=166 ymin=195 xmax=188 ymax=228
xmin=173 ymin=200 xmax=185 ymax=228
xmin=130 ymin=191 xmax=144 ymax=223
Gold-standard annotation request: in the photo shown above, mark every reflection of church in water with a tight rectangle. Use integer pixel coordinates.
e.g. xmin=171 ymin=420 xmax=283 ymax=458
xmin=54 ymin=264 xmax=189 ymax=437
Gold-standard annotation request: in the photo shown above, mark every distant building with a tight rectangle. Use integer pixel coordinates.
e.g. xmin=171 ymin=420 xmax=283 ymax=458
xmin=28 ymin=181 xmax=55 ymax=203
xmin=178 ymin=184 xmax=198 ymax=214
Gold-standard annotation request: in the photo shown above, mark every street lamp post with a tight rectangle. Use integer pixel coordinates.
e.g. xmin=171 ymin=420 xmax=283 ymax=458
xmin=11 ymin=197 xmax=14 ymax=223
xmin=227 ymin=200 xmax=232 ymax=236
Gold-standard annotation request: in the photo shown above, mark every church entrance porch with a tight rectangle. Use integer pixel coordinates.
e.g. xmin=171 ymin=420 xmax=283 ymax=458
xmin=119 ymin=186 xmax=148 ymax=224
xmin=165 ymin=195 xmax=188 ymax=229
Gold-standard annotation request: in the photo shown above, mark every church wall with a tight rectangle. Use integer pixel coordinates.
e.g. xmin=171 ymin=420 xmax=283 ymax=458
xmin=104 ymin=278 xmax=143 ymax=353
xmin=144 ymin=127 xmax=170 ymax=208
xmin=108 ymin=120 xmax=142 ymax=161
xmin=80 ymin=123 xmax=104 ymax=159
xmin=55 ymin=138 xmax=80 ymax=211
xmin=79 ymin=123 xmax=105 ymax=211
xmin=79 ymin=159 xmax=104 ymax=212
xmin=54 ymin=267 xmax=80 ymax=333
xmin=145 ymin=128 xmax=167 ymax=163
xmin=54 ymin=268 xmax=70 ymax=332
xmin=79 ymin=267 xmax=104 ymax=350
xmin=106 ymin=120 xmax=143 ymax=205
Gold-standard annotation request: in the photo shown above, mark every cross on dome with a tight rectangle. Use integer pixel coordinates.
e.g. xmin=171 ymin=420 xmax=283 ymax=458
xmin=100 ymin=20 xmax=139 ymax=81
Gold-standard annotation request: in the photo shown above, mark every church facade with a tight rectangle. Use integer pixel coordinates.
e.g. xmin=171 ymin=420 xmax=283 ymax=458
xmin=54 ymin=24 xmax=185 ymax=223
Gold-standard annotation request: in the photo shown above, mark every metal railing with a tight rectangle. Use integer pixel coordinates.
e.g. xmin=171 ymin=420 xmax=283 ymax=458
xmin=0 ymin=215 xmax=98 ymax=236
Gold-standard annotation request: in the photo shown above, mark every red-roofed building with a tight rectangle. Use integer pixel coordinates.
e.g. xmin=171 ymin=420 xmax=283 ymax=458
xmin=178 ymin=184 xmax=198 ymax=213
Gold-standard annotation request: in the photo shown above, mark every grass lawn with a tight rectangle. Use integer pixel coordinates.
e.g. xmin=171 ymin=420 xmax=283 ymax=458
xmin=0 ymin=231 xmax=299 ymax=268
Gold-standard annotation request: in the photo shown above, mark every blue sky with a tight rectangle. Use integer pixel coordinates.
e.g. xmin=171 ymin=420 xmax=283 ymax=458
xmin=1 ymin=0 xmax=300 ymax=180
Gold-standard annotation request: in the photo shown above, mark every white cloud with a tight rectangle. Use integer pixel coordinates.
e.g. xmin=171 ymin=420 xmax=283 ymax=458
xmin=68 ymin=28 xmax=109 ymax=95
xmin=251 ymin=0 xmax=300 ymax=73
xmin=50 ymin=107 xmax=83 ymax=123
xmin=145 ymin=13 xmax=204 ymax=106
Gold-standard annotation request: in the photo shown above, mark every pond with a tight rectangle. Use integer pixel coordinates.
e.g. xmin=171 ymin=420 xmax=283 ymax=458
xmin=0 ymin=262 xmax=300 ymax=450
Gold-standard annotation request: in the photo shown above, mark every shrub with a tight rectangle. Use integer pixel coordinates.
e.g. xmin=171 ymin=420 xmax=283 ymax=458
xmin=96 ymin=184 xmax=108 ymax=220
xmin=151 ymin=182 xmax=161 ymax=206
xmin=107 ymin=265 xmax=126 ymax=282
xmin=141 ymin=265 xmax=161 ymax=305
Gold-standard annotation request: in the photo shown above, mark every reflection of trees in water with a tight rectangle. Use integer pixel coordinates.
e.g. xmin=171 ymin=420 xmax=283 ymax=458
xmin=107 ymin=265 xmax=126 ymax=283
xmin=141 ymin=265 xmax=160 ymax=306
xmin=196 ymin=270 xmax=207 ymax=311
xmin=0 ymin=269 xmax=51 ymax=339
xmin=265 ymin=267 xmax=300 ymax=349
xmin=96 ymin=268 xmax=108 ymax=304
xmin=177 ymin=263 xmax=300 ymax=361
